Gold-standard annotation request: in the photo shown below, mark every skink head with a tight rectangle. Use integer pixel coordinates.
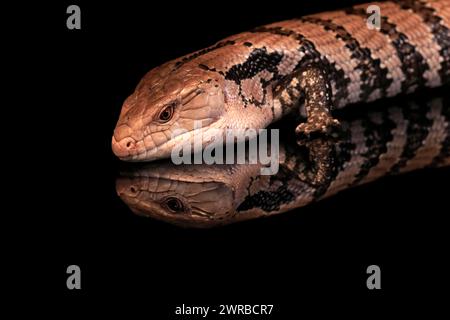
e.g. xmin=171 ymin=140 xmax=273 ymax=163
xmin=112 ymin=62 xmax=226 ymax=161
xmin=116 ymin=165 xmax=237 ymax=228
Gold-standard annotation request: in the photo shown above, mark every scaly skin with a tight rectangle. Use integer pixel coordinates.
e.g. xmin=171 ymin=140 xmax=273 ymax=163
xmin=112 ymin=0 xmax=450 ymax=161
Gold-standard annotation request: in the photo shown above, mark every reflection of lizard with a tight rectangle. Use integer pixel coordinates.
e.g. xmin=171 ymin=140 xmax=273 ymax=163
xmin=116 ymin=95 xmax=450 ymax=227
xmin=112 ymin=0 xmax=450 ymax=161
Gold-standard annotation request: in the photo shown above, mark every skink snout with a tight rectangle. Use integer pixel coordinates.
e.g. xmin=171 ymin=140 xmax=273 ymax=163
xmin=115 ymin=177 xmax=139 ymax=197
xmin=112 ymin=124 xmax=136 ymax=159
xmin=112 ymin=136 xmax=136 ymax=158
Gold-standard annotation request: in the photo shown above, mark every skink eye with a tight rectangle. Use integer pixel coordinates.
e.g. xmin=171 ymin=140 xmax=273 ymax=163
xmin=158 ymin=103 xmax=175 ymax=122
xmin=164 ymin=197 xmax=185 ymax=213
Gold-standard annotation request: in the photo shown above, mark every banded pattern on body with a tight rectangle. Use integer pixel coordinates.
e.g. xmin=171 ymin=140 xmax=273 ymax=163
xmin=173 ymin=0 xmax=450 ymax=109
xmin=112 ymin=0 xmax=450 ymax=163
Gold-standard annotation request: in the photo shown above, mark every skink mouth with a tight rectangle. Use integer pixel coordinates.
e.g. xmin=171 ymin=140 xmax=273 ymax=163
xmin=112 ymin=123 xmax=223 ymax=161
xmin=117 ymin=191 xmax=215 ymax=223
xmin=112 ymin=135 xmax=167 ymax=161
xmin=112 ymin=132 xmax=164 ymax=161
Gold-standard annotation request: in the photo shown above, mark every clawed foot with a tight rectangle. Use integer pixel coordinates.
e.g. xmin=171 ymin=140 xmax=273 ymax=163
xmin=295 ymin=115 xmax=342 ymax=142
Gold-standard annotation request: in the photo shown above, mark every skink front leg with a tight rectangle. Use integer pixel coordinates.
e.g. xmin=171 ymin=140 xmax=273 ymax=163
xmin=273 ymin=65 xmax=343 ymax=188
xmin=295 ymin=66 xmax=341 ymax=140
xmin=273 ymin=65 xmax=341 ymax=141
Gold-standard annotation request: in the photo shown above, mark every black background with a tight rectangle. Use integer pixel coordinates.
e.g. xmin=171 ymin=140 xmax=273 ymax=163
xmin=12 ymin=0 xmax=449 ymax=316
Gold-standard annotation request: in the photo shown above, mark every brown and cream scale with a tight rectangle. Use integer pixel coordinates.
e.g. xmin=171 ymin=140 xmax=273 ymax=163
xmin=111 ymin=0 xmax=450 ymax=226
xmin=112 ymin=0 xmax=450 ymax=165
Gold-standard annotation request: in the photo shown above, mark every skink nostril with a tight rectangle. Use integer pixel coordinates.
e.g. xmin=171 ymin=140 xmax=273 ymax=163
xmin=112 ymin=136 xmax=136 ymax=158
xmin=121 ymin=137 xmax=135 ymax=150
